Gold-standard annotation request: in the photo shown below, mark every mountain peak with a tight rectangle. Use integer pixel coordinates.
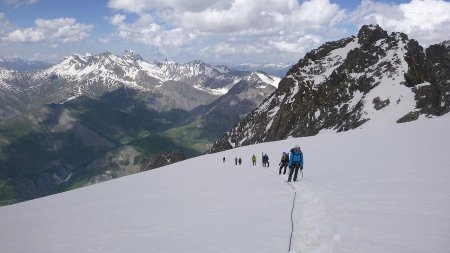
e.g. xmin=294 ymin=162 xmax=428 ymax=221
xmin=357 ymin=24 xmax=388 ymax=47
xmin=188 ymin=59 xmax=205 ymax=65
xmin=122 ymin=49 xmax=143 ymax=62
xmin=99 ymin=51 xmax=113 ymax=57
xmin=440 ymin=40 xmax=450 ymax=48
xmin=209 ymin=24 xmax=450 ymax=152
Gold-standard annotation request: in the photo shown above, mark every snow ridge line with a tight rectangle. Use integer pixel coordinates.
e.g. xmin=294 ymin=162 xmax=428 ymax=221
xmin=286 ymin=182 xmax=296 ymax=252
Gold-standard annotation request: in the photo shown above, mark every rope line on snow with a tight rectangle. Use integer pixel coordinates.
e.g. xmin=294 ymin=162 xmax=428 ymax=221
xmin=260 ymin=161 xmax=297 ymax=252
xmin=286 ymin=181 xmax=296 ymax=252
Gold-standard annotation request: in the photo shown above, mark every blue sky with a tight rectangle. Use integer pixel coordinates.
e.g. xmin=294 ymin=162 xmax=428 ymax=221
xmin=0 ymin=0 xmax=449 ymax=65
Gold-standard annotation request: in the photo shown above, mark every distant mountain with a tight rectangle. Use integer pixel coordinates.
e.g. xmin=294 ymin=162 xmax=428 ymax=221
xmin=0 ymin=51 xmax=281 ymax=205
xmin=233 ymin=63 xmax=292 ymax=77
xmin=209 ymin=25 xmax=450 ymax=152
xmin=0 ymin=70 xmax=24 ymax=121
xmin=34 ymin=50 xmax=244 ymax=97
xmin=195 ymin=72 xmax=279 ymax=136
xmin=166 ymin=72 xmax=279 ymax=152
xmin=0 ymin=57 xmax=51 ymax=71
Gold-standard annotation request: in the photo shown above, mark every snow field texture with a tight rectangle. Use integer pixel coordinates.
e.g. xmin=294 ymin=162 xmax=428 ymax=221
xmin=1 ymin=114 xmax=450 ymax=252
xmin=213 ymin=114 xmax=450 ymax=252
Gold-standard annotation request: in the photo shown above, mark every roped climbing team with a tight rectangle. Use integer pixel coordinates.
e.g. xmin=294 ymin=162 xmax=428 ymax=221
xmin=228 ymin=144 xmax=304 ymax=182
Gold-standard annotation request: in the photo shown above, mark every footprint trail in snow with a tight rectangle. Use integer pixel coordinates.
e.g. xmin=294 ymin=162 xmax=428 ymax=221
xmin=288 ymin=180 xmax=339 ymax=253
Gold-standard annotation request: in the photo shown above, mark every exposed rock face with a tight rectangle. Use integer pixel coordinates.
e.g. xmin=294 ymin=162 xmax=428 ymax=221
xmin=357 ymin=24 xmax=389 ymax=49
xmin=373 ymin=97 xmax=390 ymax=110
xmin=209 ymin=25 xmax=450 ymax=153
xmin=141 ymin=150 xmax=186 ymax=171
xmin=418 ymin=42 xmax=450 ymax=116
xmin=403 ymin=39 xmax=426 ymax=86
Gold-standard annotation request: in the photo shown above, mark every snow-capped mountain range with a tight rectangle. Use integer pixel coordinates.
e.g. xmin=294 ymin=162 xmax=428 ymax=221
xmin=34 ymin=52 xmax=236 ymax=95
xmin=210 ymin=25 xmax=450 ymax=152
xmin=233 ymin=62 xmax=292 ymax=77
xmin=3 ymin=49 xmax=279 ymax=97
xmin=0 ymin=50 xmax=280 ymax=121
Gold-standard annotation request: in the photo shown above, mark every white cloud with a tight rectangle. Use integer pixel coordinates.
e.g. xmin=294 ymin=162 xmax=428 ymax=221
xmin=289 ymin=0 xmax=346 ymax=28
xmin=214 ymin=43 xmax=236 ymax=55
xmin=108 ymin=14 xmax=126 ymax=26
xmin=179 ymin=0 xmax=345 ymax=35
xmin=98 ymin=37 xmax=111 ymax=44
xmin=241 ymin=44 xmax=266 ymax=55
xmin=2 ymin=0 xmax=37 ymax=8
xmin=107 ymin=13 xmax=196 ymax=55
xmin=107 ymin=0 xmax=231 ymax=14
xmin=3 ymin=18 xmax=94 ymax=46
xmin=106 ymin=0 xmax=345 ymax=36
xmin=0 ymin=13 xmax=14 ymax=38
xmin=352 ymin=0 xmax=450 ymax=46
xmin=7 ymin=28 xmax=44 ymax=42
xmin=105 ymin=0 xmax=345 ymax=63
xmin=220 ymin=42 xmax=270 ymax=55
xmin=269 ymin=34 xmax=322 ymax=54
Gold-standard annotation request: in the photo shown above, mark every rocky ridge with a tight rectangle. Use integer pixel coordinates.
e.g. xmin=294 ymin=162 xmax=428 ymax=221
xmin=209 ymin=25 xmax=450 ymax=152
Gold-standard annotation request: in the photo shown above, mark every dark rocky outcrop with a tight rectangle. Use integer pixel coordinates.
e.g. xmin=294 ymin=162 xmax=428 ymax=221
xmin=357 ymin=24 xmax=389 ymax=49
xmin=403 ymin=39 xmax=426 ymax=86
xmin=373 ymin=97 xmax=390 ymax=110
xmin=141 ymin=150 xmax=186 ymax=171
xmin=422 ymin=42 xmax=450 ymax=116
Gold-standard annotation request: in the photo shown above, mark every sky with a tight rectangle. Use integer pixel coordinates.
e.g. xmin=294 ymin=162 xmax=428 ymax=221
xmin=0 ymin=0 xmax=449 ymax=65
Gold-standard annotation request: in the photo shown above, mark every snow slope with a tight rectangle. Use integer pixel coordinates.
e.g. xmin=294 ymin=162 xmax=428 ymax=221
xmin=255 ymin=71 xmax=281 ymax=88
xmin=1 ymin=116 xmax=449 ymax=253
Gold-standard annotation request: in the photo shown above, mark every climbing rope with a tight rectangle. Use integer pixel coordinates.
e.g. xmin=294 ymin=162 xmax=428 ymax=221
xmin=262 ymin=162 xmax=297 ymax=252
xmin=286 ymin=181 xmax=296 ymax=252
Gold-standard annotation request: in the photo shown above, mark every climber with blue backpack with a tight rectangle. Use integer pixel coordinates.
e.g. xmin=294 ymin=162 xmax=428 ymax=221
xmin=287 ymin=145 xmax=304 ymax=182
